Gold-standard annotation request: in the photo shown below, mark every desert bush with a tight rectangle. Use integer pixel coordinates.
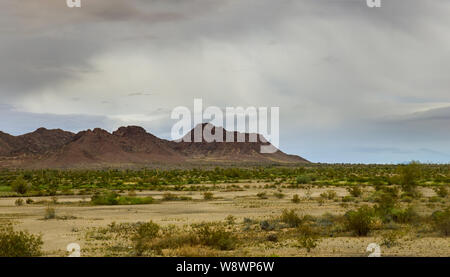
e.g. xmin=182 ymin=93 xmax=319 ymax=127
xmin=260 ymin=220 xmax=277 ymax=231
xmin=431 ymin=208 xmax=450 ymax=236
xmin=320 ymin=190 xmax=337 ymax=200
xmin=342 ymin=196 xmax=354 ymax=202
xmin=44 ymin=206 xmax=56 ymax=219
xmin=0 ymin=225 xmax=43 ymax=257
xmin=296 ymin=175 xmax=312 ymax=185
xmin=297 ymin=225 xmax=320 ymax=252
xmin=347 ymin=186 xmax=362 ymax=197
xmin=429 ymin=196 xmax=441 ymax=203
xmin=225 ymin=215 xmax=236 ymax=225
xmin=91 ymin=192 xmax=119 ymax=205
xmin=152 ymin=232 xmax=198 ymax=251
xmin=266 ymin=234 xmax=278 ymax=242
xmin=256 ymin=192 xmax=268 ymax=199
xmin=26 ymin=198 xmax=34 ymax=204
xmin=273 ymin=192 xmax=285 ymax=199
xmin=11 ymin=176 xmax=31 ymax=195
xmin=380 ymin=230 xmax=402 ymax=248
xmin=434 ymin=186 xmax=448 ymax=198
xmin=92 ymin=192 xmax=155 ymax=205
xmin=373 ymin=187 xmax=399 ymax=222
xmin=390 ymin=206 xmax=418 ymax=224
xmin=162 ymin=192 xmax=178 ymax=201
xmin=280 ymin=209 xmax=302 ymax=228
xmin=196 ymin=224 xmax=237 ymax=250
xmin=292 ymin=194 xmax=300 ymax=203
xmin=118 ymin=196 xmax=155 ymax=205
xmin=398 ymin=161 xmax=421 ymax=196
xmin=132 ymin=221 xmax=160 ymax=256
xmin=203 ymin=192 xmax=214 ymax=200
xmin=15 ymin=198 xmax=24 ymax=206
xmin=51 ymin=196 xmax=58 ymax=204
xmin=344 ymin=205 xmax=375 ymax=236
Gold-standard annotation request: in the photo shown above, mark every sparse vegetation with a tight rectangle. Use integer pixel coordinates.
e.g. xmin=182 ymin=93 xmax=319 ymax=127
xmin=203 ymin=192 xmax=214 ymax=200
xmin=0 ymin=163 xmax=448 ymax=257
xmin=256 ymin=192 xmax=268 ymax=199
xmin=280 ymin=209 xmax=302 ymax=228
xmin=347 ymin=186 xmax=362 ymax=198
xmin=44 ymin=206 xmax=56 ymax=219
xmin=292 ymin=194 xmax=300 ymax=203
xmin=432 ymin=208 xmax=450 ymax=236
xmin=344 ymin=205 xmax=375 ymax=236
xmin=15 ymin=198 xmax=24 ymax=206
xmin=320 ymin=190 xmax=337 ymax=200
xmin=91 ymin=192 xmax=155 ymax=205
xmin=0 ymin=225 xmax=43 ymax=257
xmin=434 ymin=186 xmax=448 ymax=198
xmin=195 ymin=224 xmax=237 ymax=250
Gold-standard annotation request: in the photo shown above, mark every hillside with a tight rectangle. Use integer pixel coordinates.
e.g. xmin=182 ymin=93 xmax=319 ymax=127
xmin=0 ymin=125 xmax=309 ymax=168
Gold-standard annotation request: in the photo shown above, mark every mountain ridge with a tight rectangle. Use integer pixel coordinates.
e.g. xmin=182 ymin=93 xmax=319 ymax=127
xmin=0 ymin=125 xmax=309 ymax=168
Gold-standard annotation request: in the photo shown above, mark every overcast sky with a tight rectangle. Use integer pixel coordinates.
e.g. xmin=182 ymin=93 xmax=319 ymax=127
xmin=0 ymin=0 xmax=449 ymax=163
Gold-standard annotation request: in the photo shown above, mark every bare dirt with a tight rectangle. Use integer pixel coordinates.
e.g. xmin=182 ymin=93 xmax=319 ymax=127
xmin=1 ymin=185 xmax=448 ymax=257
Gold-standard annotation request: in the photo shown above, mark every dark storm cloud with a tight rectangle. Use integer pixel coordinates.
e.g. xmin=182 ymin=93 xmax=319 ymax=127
xmin=0 ymin=0 xmax=449 ymax=163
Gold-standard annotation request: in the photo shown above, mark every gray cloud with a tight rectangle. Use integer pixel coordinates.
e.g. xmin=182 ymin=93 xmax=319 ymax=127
xmin=0 ymin=0 xmax=449 ymax=163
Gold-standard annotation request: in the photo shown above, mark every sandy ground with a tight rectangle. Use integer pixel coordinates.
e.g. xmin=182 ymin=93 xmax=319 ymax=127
xmin=0 ymin=185 xmax=448 ymax=256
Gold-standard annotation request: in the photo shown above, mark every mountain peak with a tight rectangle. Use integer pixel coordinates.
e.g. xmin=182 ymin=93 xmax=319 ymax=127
xmin=113 ymin=126 xmax=148 ymax=137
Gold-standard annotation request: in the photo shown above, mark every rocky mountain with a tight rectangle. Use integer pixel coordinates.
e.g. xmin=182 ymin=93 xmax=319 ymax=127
xmin=0 ymin=125 xmax=309 ymax=168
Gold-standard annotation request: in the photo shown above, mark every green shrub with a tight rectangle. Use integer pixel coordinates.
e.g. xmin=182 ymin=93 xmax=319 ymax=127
xmin=260 ymin=220 xmax=277 ymax=231
xmin=15 ymin=198 xmax=24 ymax=206
xmin=132 ymin=221 xmax=160 ymax=256
xmin=225 ymin=215 xmax=236 ymax=225
xmin=26 ymin=198 xmax=34 ymax=204
xmin=431 ymin=208 xmax=450 ymax=236
xmin=163 ymin=192 xmax=179 ymax=201
xmin=91 ymin=192 xmax=119 ymax=205
xmin=273 ymin=192 xmax=285 ymax=199
xmin=0 ymin=225 xmax=43 ymax=257
xmin=342 ymin=196 xmax=354 ymax=202
xmin=398 ymin=161 xmax=421 ymax=196
xmin=320 ymin=190 xmax=337 ymax=200
xmin=390 ymin=206 xmax=418 ymax=224
xmin=347 ymin=186 xmax=362 ymax=197
xmin=266 ymin=234 xmax=278 ymax=242
xmin=296 ymin=175 xmax=312 ymax=184
xmin=256 ymin=192 xmax=268 ymax=199
xmin=292 ymin=194 xmax=300 ymax=203
xmin=92 ymin=192 xmax=155 ymax=205
xmin=118 ymin=196 xmax=155 ymax=205
xmin=280 ymin=209 xmax=302 ymax=228
xmin=196 ymin=225 xmax=237 ymax=250
xmin=373 ymin=187 xmax=399 ymax=222
xmin=203 ymin=192 xmax=214 ymax=200
xmin=11 ymin=176 xmax=31 ymax=195
xmin=44 ymin=206 xmax=56 ymax=220
xmin=434 ymin=186 xmax=448 ymax=198
xmin=380 ymin=230 xmax=401 ymax=248
xmin=429 ymin=196 xmax=441 ymax=203
xmin=345 ymin=205 xmax=375 ymax=236
xmin=297 ymin=225 xmax=320 ymax=252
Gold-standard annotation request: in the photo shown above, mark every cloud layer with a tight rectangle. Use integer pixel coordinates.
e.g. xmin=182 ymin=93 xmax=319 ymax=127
xmin=1 ymin=0 xmax=449 ymax=163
